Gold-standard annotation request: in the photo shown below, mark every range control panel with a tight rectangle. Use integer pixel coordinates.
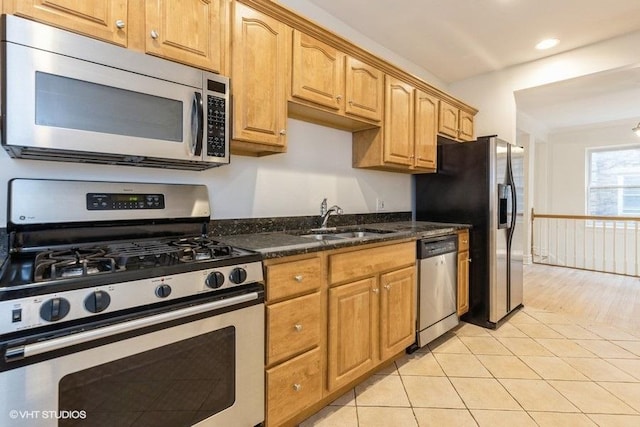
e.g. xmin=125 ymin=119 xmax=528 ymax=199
xmin=86 ymin=193 xmax=166 ymax=210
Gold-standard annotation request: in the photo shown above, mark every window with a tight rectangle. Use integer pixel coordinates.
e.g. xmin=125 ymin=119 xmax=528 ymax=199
xmin=588 ymin=147 xmax=640 ymax=216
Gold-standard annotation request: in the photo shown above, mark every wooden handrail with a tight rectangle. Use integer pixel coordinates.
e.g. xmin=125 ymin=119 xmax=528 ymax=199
xmin=532 ymin=211 xmax=640 ymax=222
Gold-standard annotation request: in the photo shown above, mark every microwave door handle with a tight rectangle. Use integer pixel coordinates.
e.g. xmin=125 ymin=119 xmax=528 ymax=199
xmin=191 ymin=92 xmax=204 ymax=157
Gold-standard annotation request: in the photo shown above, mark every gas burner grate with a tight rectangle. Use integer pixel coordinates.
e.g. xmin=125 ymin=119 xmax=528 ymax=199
xmin=170 ymin=237 xmax=233 ymax=262
xmin=34 ymin=248 xmax=117 ymax=282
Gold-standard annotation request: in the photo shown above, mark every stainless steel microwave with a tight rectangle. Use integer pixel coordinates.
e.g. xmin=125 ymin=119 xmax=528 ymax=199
xmin=1 ymin=15 xmax=229 ymax=171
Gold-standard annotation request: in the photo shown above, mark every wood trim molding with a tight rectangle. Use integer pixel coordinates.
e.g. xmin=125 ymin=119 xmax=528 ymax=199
xmin=237 ymin=0 xmax=477 ymax=115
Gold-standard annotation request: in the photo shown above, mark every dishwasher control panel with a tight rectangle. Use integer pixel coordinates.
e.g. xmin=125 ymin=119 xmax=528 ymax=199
xmin=417 ymin=236 xmax=458 ymax=259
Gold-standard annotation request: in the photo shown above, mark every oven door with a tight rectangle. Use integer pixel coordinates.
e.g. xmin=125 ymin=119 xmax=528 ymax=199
xmin=3 ymin=42 xmax=212 ymax=164
xmin=0 ymin=292 xmax=264 ymax=427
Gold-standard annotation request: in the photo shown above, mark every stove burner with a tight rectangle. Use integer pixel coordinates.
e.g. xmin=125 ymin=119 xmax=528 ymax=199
xmin=27 ymin=237 xmax=239 ymax=283
xmin=34 ymin=248 xmax=117 ymax=282
xmin=171 ymin=237 xmax=233 ymax=262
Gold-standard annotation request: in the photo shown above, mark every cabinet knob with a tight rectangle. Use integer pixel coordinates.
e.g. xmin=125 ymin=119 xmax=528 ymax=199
xmin=384 ymin=284 xmax=391 ymax=291
xmin=468 ymin=258 xmax=472 ymax=263
xmin=336 ymin=95 xmax=342 ymax=101
xmin=150 ymin=30 xmax=159 ymax=39
xmin=115 ymin=20 xmax=126 ymax=29
xmin=348 ymin=100 xmax=353 ymax=105
xmin=372 ymin=288 xmax=379 ymax=293
xmin=294 ymin=324 xmax=303 ymax=332
xmin=294 ymin=275 xmax=303 ymax=282
xmin=293 ymin=383 xmax=302 ymax=392
xmin=279 ymin=129 xmax=287 ymax=135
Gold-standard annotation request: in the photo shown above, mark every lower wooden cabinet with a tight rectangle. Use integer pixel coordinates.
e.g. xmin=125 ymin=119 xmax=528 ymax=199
xmin=266 ymin=347 xmax=322 ymax=427
xmin=327 ymin=277 xmax=378 ymax=391
xmin=264 ymin=241 xmax=416 ymax=425
xmin=379 ymin=266 xmax=416 ymax=360
xmin=327 ymin=242 xmax=416 ymax=393
xmin=457 ymin=230 xmax=470 ymax=316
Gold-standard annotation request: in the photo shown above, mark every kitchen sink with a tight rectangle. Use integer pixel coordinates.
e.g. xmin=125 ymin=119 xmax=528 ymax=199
xmin=298 ymin=233 xmax=345 ymax=241
xmin=295 ymin=228 xmax=395 ymax=241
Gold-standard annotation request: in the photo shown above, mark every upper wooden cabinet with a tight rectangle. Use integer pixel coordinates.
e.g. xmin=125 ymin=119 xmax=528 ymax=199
xmin=145 ymin=0 xmax=226 ymax=73
xmin=383 ymin=77 xmax=414 ymax=166
xmin=231 ymin=2 xmax=291 ymax=155
xmin=344 ymin=57 xmax=383 ymax=122
xmin=291 ymin=30 xmax=343 ymax=111
xmin=439 ymin=99 xmax=475 ymax=142
xmin=352 ymin=76 xmax=437 ymax=173
xmin=290 ymin=30 xmax=383 ymax=131
xmin=414 ymin=90 xmax=438 ymax=169
xmin=11 ymin=0 xmax=227 ymax=72
xmin=13 ymin=0 xmax=128 ymax=46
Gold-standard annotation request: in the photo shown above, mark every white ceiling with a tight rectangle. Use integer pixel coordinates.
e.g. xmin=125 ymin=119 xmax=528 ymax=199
xmin=305 ymin=0 xmax=640 ymax=84
xmin=305 ymin=0 xmax=640 ymax=133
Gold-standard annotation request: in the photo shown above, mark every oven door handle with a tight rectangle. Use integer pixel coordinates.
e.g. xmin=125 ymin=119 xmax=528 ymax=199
xmin=5 ymin=292 xmax=260 ymax=362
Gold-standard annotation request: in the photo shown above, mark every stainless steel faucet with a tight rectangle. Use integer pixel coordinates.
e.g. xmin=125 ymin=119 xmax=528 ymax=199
xmin=319 ymin=198 xmax=343 ymax=229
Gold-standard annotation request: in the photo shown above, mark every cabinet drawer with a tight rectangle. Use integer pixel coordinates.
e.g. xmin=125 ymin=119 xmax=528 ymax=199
xmin=266 ymin=347 xmax=322 ymax=427
xmin=266 ymin=256 xmax=322 ymax=301
xmin=458 ymin=230 xmax=469 ymax=252
xmin=329 ymin=242 xmax=415 ymax=285
xmin=267 ymin=292 xmax=322 ymax=365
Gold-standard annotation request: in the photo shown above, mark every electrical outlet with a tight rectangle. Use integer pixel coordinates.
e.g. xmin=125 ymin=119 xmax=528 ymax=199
xmin=376 ymin=198 xmax=385 ymax=211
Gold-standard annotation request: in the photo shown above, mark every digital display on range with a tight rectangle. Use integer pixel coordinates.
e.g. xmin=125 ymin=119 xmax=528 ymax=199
xmin=86 ymin=193 xmax=165 ymax=210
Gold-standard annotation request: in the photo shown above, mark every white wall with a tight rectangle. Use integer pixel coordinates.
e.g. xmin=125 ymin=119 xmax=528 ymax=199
xmin=0 ymin=119 xmax=411 ymax=227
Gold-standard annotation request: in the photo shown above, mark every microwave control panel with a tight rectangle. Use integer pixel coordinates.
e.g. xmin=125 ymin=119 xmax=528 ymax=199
xmin=206 ymin=95 xmax=226 ymax=158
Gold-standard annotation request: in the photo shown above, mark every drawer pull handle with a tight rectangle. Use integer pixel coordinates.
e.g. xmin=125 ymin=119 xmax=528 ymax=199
xmin=294 ymin=324 xmax=303 ymax=332
xmin=293 ymin=383 xmax=302 ymax=392
xmin=294 ymin=275 xmax=303 ymax=282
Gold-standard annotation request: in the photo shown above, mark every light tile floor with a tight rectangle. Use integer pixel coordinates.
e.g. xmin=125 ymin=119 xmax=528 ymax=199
xmin=299 ymin=307 xmax=640 ymax=426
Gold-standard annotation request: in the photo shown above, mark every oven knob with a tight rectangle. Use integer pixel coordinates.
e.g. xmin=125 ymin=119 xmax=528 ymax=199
xmin=205 ymin=271 xmax=225 ymax=289
xmin=40 ymin=297 xmax=71 ymax=322
xmin=229 ymin=267 xmax=247 ymax=284
xmin=155 ymin=284 xmax=172 ymax=298
xmin=84 ymin=290 xmax=111 ymax=313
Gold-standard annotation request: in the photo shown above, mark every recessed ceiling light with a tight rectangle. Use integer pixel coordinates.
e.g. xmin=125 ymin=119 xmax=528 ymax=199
xmin=536 ymin=38 xmax=559 ymax=50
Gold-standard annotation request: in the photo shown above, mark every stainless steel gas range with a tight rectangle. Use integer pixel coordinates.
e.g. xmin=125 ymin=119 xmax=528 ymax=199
xmin=0 ymin=179 xmax=264 ymax=427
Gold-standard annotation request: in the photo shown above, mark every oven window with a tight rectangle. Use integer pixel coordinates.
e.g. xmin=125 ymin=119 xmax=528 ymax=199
xmin=35 ymin=72 xmax=183 ymax=142
xmin=58 ymin=326 xmax=235 ymax=427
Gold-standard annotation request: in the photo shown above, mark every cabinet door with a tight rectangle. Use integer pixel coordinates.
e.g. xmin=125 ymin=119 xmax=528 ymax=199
xmin=383 ymin=76 xmax=414 ymax=166
xmin=459 ymin=110 xmax=475 ymax=142
xmin=438 ymin=99 xmax=459 ymax=139
xmin=145 ymin=0 xmax=224 ymax=73
xmin=232 ymin=3 xmax=289 ymax=147
xmin=328 ymin=277 xmax=378 ymax=392
xmin=414 ymin=90 xmax=437 ymax=170
xmin=457 ymin=251 xmax=470 ymax=316
xmin=15 ymin=0 xmax=128 ymax=46
xmin=379 ymin=266 xmax=416 ymax=360
xmin=345 ymin=57 xmax=383 ymax=122
xmin=291 ymin=30 xmax=344 ymax=111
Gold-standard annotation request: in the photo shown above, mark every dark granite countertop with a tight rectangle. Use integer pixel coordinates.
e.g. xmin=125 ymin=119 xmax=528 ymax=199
xmin=214 ymin=221 xmax=470 ymax=259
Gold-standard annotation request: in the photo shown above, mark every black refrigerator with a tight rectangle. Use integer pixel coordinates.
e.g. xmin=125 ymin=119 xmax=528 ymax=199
xmin=414 ymin=135 xmax=524 ymax=328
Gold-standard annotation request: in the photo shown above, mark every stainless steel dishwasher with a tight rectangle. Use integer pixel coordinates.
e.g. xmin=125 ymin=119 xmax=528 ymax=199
xmin=415 ymin=235 xmax=459 ymax=348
